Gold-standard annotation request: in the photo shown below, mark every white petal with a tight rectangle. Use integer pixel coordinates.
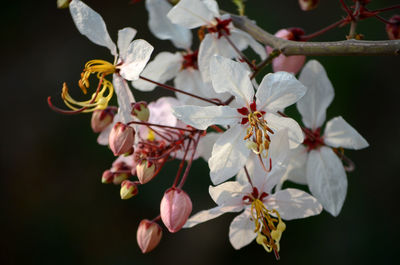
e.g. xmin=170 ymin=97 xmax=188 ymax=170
xmin=146 ymin=0 xmax=192 ymax=49
xmin=280 ymin=145 xmax=308 ymax=187
xmin=132 ymin=52 xmax=181 ymax=91
xmin=197 ymin=132 xmax=221 ymax=161
xmin=230 ymin=28 xmax=267 ymax=60
xmin=307 ymin=147 xmax=347 ymax=216
xmin=173 ymin=105 xmax=239 ymax=130
xmin=298 ymin=60 xmax=334 ymax=129
xmin=117 ymin=27 xmax=137 ymax=59
xmin=119 ymin=39 xmax=154 ymax=81
xmin=256 ymin=72 xmax=307 ymax=112
xmin=264 ymin=188 xmax=322 ymax=220
xmin=184 ymin=205 xmax=242 ymax=228
xmin=198 ymin=34 xmax=237 ymax=83
xmin=69 ymin=0 xmax=117 ymax=55
xmin=167 ymin=0 xmax=214 ymax=29
xmin=148 ymin=97 xmax=179 ymax=126
xmin=324 ymin=116 xmax=369 ymax=150
xmin=210 ymin=55 xmax=254 ymax=107
xmin=256 ymin=129 xmax=291 ymax=192
xmin=266 ymin=113 xmax=304 ymax=148
xmin=113 ymin=74 xmax=135 ymax=124
xmin=209 ymin=181 xmax=247 ymax=206
xmin=174 ymin=69 xmax=223 ymax=106
xmin=268 ymin=129 xmax=290 ymax=167
xmin=229 ymin=209 xmax=257 ymax=250
xmin=202 ymin=0 xmax=220 ymax=16
xmin=209 ymin=125 xmax=250 ymax=185
xmin=97 ymin=122 xmax=113 ymax=145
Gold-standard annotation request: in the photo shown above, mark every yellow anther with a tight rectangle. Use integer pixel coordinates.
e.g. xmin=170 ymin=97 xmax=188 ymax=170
xmin=243 ymin=111 xmax=273 ymax=158
xmin=271 ymin=230 xmax=281 ymax=241
xmin=57 ymin=59 xmax=116 ymax=113
xmin=250 ymin=199 xmax=284 ymax=255
xmin=277 ymin=221 xmax=286 ymax=232
xmin=147 ymin=129 xmax=156 ymax=141
xmin=256 ymin=233 xmax=272 ymax=253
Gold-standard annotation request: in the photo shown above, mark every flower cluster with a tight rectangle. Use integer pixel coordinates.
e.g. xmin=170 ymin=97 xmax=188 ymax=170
xmin=49 ymin=0 xmax=400 ymax=258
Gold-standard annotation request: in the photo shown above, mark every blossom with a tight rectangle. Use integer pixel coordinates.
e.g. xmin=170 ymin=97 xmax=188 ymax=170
xmin=145 ymin=0 xmax=192 ymax=49
xmin=281 ymin=60 xmax=369 ymax=216
xmin=173 ymin=56 xmax=306 ymax=185
xmin=57 ymin=0 xmax=153 ymax=113
xmin=184 ymin=131 xmax=322 ymax=252
xmin=167 ymin=0 xmax=266 ymax=83
xmin=133 ymin=0 xmax=226 ymax=105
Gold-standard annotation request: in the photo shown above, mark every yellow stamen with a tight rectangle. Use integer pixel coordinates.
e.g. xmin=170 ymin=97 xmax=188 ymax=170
xmin=147 ymin=129 xmax=156 ymax=141
xmin=60 ymin=60 xmax=116 ymax=113
xmin=251 ymin=199 xmax=285 ymax=255
xmin=244 ymin=111 xmax=274 ymax=158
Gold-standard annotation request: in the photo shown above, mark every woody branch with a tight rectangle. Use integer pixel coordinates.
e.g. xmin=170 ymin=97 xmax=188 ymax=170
xmin=230 ymin=14 xmax=400 ymax=56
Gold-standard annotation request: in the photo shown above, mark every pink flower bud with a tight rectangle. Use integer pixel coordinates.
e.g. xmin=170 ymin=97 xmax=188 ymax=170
xmin=112 ymin=172 xmax=129 ymax=185
xmin=136 ymin=219 xmax=162 ymax=253
xmin=131 ymin=101 xmax=150 ymax=122
xmin=266 ymin=29 xmax=306 ymax=74
xmin=160 ymin=188 xmax=192 ymax=233
xmin=136 ymin=160 xmax=156 ymax=184
xmin=386 ymin=15 xmax=400 ymax=40
xmin=101 ymin=170 xmax=114 ymax=184
xmin=120 ymin=180 xmax=138 ymax=200
xmin=298 ymin=0 xmax=319 ymax=11
xmin=91 ymin=109 xmax=114 ymax=133
xmin=109 ymin=122 xmax=135 ymax=156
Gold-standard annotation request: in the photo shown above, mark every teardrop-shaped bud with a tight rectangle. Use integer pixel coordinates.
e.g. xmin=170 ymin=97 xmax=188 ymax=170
xmin=101 ymin=170 xmax=114 ymax=184
xmin=109 ymin=122 xmax=135 ymax=156
xmin=386 ymin=15 xmax=400 ymax=40
xmin=160 ymin=188 xmax=192 ymax=233
xmin=91 ymin=109 xmax=114 ymax=133
xmin=136 ymin=219 xmax=163 ymax=253
xmin=136 ymin=160 xmax=156 ymax=184
xmin=131 ymin=101 xmax=150 ymax=122
xmin=298 ymin=0 xmax=319 ymax=11
xmin=120 ymin=180 xmax=138 ymax=200
xmin=112 ymin=172 xmax=129 ymax=185
xmin=57 ymin=0 xmax=70 ymax=9
xmin=266 ymin=29 xmax=306 ymax=74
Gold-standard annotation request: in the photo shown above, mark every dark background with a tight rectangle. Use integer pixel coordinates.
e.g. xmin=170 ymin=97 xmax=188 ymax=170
xmin=1 ymin=0 xmax=399 ymax=264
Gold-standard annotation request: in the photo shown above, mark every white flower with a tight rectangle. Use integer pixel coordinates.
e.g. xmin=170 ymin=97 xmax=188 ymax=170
xmin=69 ymin=0 xmax=154 ymax=81
xmin=167 ymin=0 xmax=266 ymax=83
xmin=173 ymin=56 xmax=306 ymax=185
xmin=68 ymin=0 xmax=153 ymax=143
xmin=282 ymin=60 xmax=369 ymax=216
xmin=145 ymin=0 xmax=192 ymax=49
xmin=184 ymin=131 xmax=322 ymax=252
xmin=133 ymin=0 xmax=227 ymax=105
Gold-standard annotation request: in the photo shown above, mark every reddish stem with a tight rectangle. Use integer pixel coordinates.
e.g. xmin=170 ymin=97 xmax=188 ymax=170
xmin=178 ymin=132 xmax=201 ymax=188
xmin=139 ymin=76 xmax=222 ymax=106
xmin=340 ymin=0 xmax=356 ymax=21
xmin=221 ymin=31 xmax=257 ymax=71
xmin=172 ymin=138 xmax=192 ymax=187
xmin=243 ymin=165 xmax=254 ymax=188
xmin=127 ymin=120 xmax=195 ymax=132
xmin=301 ymin=18 xmax=347 ymax=41
xmin=151 ymin=215 xmax=161 ymax=222
xmin=372 ymin=4 xmax=400 ymax=13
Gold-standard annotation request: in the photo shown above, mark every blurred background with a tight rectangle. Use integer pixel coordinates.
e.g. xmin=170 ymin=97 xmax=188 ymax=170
xmin=1 ymin=0 xmax=399 ymax=264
